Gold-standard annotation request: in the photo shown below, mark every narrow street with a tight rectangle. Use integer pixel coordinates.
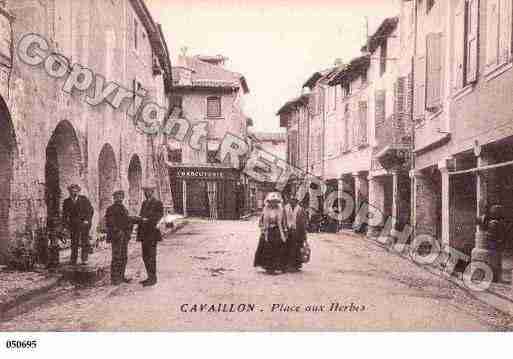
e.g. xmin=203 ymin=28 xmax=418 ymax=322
xmin=1 ymin=218 xmax=513 ymax=331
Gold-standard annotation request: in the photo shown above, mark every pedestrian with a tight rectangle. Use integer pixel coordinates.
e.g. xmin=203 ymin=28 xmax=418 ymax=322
xmin=105 ymin=190 xmax=133 ymax=285
xmin=62 ymin=184 xmax=94 ymax=265
xmin=136 ymin=184 xmax=164 ymax=287
xmin=253 ymin=192 xmax=288 ymax=275
xmin=283 ymin=196 xmax=308 ymax=272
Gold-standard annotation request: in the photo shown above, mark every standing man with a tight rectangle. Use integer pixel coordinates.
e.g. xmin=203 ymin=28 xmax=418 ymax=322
xmin=105 ymin=190 xmax=133 ymax=285
xmin=284 ymin=196 xmax=308 ymax=272
xmin=62 ymin=184 xmax=94 ymax=265
xmin=137 ymin=184 xmax=164 ymax=287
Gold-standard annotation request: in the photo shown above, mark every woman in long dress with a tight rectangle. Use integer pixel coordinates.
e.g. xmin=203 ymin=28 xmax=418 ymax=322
xmin=254 ymin=192 xmax=288 ymax=275
xmin=283 ymin=196 xmax=308 ymax=272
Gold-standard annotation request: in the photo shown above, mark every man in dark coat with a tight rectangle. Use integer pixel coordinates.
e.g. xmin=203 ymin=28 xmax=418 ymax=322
xmin=105 ymin=190 xmax=133 ymax=285
xmin=62 ymin=184 xmax=94 ymax=265
xmin=137 ymin=185 xmax=164 ymax=287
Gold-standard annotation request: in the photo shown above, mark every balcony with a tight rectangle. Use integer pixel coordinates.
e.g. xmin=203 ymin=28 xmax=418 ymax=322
xmin=374 ymin=113 xmax=412 ymax=171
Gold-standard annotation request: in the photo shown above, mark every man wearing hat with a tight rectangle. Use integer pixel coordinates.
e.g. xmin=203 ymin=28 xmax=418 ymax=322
xmin=105 ymin=190 xmax=133 ymax=285
xmin=136 ymin=183 xmax=164 ymax=287
xmin=62 ymin=184 xmax=94 ymax=265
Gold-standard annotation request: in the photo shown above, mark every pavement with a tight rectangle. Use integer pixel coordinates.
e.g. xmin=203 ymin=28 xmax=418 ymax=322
xmin=1 ymin=217 xmax=513 ymax=331
xmin=0 ymin=220 xmax=188 ymax=321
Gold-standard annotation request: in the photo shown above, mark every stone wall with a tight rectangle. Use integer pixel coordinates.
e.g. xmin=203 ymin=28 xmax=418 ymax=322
xmin=0 ymin=0 xmax=167 ymax=262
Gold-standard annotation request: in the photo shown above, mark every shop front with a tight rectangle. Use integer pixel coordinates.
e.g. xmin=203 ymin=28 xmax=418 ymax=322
xmin=169 ymin=166 xmax=243 ymax=220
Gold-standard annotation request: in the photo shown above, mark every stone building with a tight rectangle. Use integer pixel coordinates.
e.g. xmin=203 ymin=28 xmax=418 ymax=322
xmin=281 ymin=16 xmax=411 ymax=234
xmin=246 ymin=131 xmax=287 ymax=210
xmin=0 ymin=0 xmax=172 ymax=263
xmin=168 ymin=54 xmax=251 ymax=219
xmin=412 ymin=0 xmax=513 ymax=279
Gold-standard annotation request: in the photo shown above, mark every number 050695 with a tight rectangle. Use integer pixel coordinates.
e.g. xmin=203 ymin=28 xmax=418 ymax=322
xmin=5 ymin=340 xmax=38 ymax=349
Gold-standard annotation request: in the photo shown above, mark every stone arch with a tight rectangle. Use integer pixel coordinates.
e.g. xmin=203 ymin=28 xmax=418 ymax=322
xmin=128 ymin=154 xmax=143 ymax=215
xmin=98 ymin=143 xmax=118 ymax=222
xmin=45 ymin=120 xmax=83 ymax=232
xmin=0 ymin=96 xmax=17 ymax=262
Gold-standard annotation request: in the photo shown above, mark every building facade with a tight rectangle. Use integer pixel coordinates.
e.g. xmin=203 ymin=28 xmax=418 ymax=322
xmin=247 ymin=131 xmax=287 ymax=210
xmin=411 ymin=0 xmax=513 ymax=279
xmin=0 ymin=0 xmax=172 ymax=263
xmin=168 ymin=54 xmax=250 ymax=219
xmin=280 ymin=16 xmax=412 ymax=235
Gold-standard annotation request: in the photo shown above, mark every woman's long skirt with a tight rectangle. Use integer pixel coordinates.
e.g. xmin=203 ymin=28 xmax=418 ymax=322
xmin=284 ymin=229 xmax=305 ymax=270
xmin=254 ymin=227 xmax=284 ymax=272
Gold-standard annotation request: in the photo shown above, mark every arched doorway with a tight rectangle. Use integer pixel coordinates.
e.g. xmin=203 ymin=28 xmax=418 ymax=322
xmin=45 ymin=121 xmax=83 ymax=231
xmin=128 ymin=154 xmax=142 ymax=215
xmin=0 ymin=97 xmax=16 ymax=262
xmin=98 ymin=144 xmax=118 ymax=223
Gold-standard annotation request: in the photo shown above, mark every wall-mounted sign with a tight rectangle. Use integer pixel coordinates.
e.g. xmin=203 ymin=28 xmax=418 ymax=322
xmin=177 ymin=170 xmax=225 ymax=179
xmin=171 ymin=167 xmax=239 ymax=181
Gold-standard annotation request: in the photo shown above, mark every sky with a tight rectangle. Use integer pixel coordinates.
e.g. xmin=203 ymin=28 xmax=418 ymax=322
xmin=146 ymin=0 xmax=399 ymax=133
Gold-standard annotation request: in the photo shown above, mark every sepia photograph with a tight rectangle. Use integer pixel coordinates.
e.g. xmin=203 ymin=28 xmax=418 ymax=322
xmin=1 ymin=0 xmax=513 ymax=350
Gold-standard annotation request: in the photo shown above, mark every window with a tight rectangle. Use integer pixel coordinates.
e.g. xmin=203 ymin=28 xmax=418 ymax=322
xmin=486 ymin=0 xmax=512 ymax=72
xmin=454 ymin=0 xmax=479 ymax=91
xmin=343 ymin=104 xmax=350 ymax=152
xmin=288 ymin=130 xmax=298 ymax=167
xmin=425 ymin=32 xmax=443 ymax=111
xmin=380 ymin=41 xmax=388 ymax=76
xmin=170 ymin=96 xmax=183 ymax=117
xmin=207 ymin=150 xmax=220 ymax=164
xmin=168 ymin=149 xmax=182 ymax=163
xmin=427 ymin=0 xmax=436 ymax=14
xmin=207 ymin=97 xmax=221 ymax=118
xmin=375 ymin=90 xmax=386 ymax=126
xmin=358 ymin=101 xmax=368 ymax=146
xmin=332 ymin=86 xmax=337 ymax=111
xmin=342 ymin=82 xmax=351 ymax=97
xmin=396 ymin=77 xmax=407 ymax=114
xmin=316 ymin=134 xmax=322 ymax=163
xmin=134 ymin=19 xmax=138 ymax=50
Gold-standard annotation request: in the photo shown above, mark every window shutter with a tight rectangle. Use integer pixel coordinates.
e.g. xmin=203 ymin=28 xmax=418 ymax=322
xmin=375 ymin=90 xmax=386 ymax=126
xmin=499 ymin=0 xmax=513 ymax=64
xmin=487 ymin=0 xmax=500 ymax=68
xmin=207 ymin=97 xmax=221 ymax=117
xmin=426 ymin=33 xmax=443 ymax=110
xmin=453 ymin=0 xmax=466 ymax=90
xmin=467 ymin=0 xmax=480 ymax=83
xmin=396 ymin=77 xmax=407 ymax=115
xmin=358 ymin=101 xmax=368 ymax=146
xmin=414 ymin=56 xmax=427 ymax=120
xmin=343 ymin=106 xmax=349 ymax=152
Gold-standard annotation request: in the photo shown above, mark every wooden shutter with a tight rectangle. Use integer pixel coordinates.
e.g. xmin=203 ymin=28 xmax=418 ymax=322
xmin=487 ymin=0 xmax=500 ymax=68
xmin=396 ymin=77 xmax=407 ymax=114
xmin=358 ymin=101 xmax=368 ymax=146
xmin=467 ymin=0 xmax=480 ymax=83
xmin=414 ymin=56 xmax=426 ymax=120
xmin=453 ymin=0 xmax=466 ymax=90
xmin=375 ymin=90 xmax=386 ymax=126
xmin=343 ymin=106 xmax=349 ymax=152
xmin=499 ymin=0 xmax=513 ymax=64
xmin=426 ymin=33 xmax=443 ymax=111
xmin=207 ymin=97 xmax=221 ymax=117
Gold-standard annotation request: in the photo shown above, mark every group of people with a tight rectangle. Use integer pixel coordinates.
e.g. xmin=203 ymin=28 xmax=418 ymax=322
xmin=62 ymin=183 xmax=164 ymax=287
xmin=254 ymin=192 xmax=308 ymax=275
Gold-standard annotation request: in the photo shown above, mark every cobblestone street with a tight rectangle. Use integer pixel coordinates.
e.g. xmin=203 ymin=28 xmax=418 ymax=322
xmin=1 ymin=218 xmax=513 ymax=331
